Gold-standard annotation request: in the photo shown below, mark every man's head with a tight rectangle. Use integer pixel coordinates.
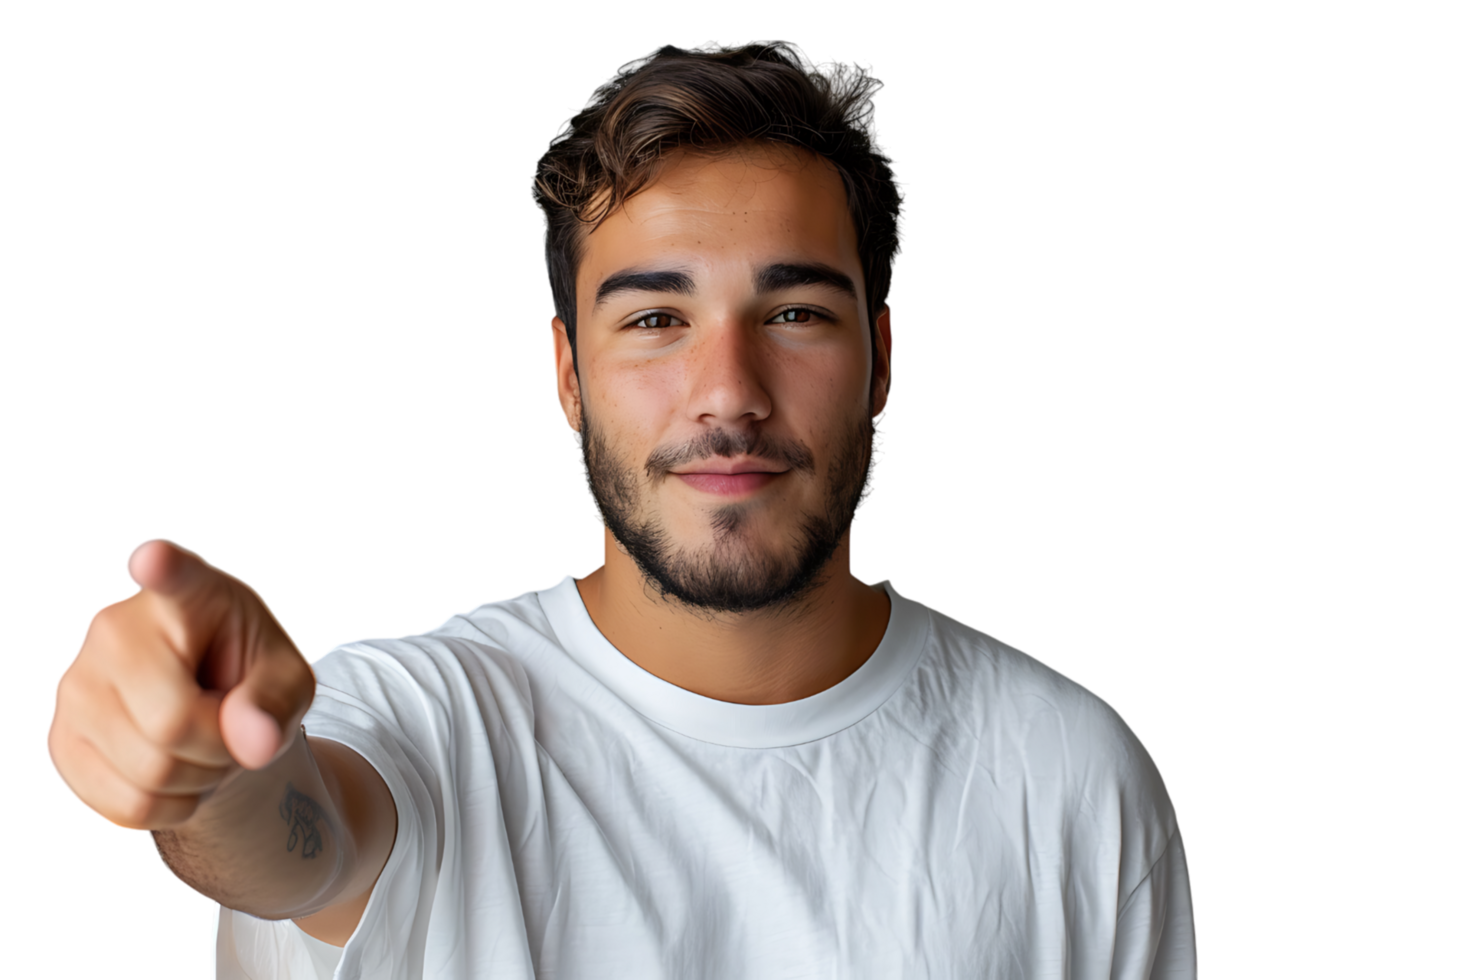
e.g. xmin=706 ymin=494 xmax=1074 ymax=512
xmin=533 ymin=44 xmax=901 ymax=614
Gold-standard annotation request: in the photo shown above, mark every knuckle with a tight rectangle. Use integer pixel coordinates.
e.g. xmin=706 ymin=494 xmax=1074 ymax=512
xmin=87 ymin=603 xmax=117 ymax=635
xmin=76 ymin=608 xmax=132 ymax=678
xmin=47 ymin=729 xmax=97 ymax=798
xmin=131 ymin=747 xmax=179 ymax=791
xmin=110 ymin=785 xmax=158 ymax=828
xmin=46 ymin=719 xmax=73 ymax=770
xmin=53 ymin=666 xmax=84 ymax=713
xmin=51 ymin=669 xmax=74 ymax=708
xmin=136 ymin=704 xmax=193 ymax=748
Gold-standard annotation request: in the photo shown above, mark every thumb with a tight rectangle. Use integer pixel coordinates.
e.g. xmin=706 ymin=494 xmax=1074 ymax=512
xmin=219 ymin=643 xmax=315 ymax=770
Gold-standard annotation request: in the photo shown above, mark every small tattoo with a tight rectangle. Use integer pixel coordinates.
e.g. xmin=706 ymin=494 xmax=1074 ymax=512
xmin=278 ymin=783 xmax=325 ymax=859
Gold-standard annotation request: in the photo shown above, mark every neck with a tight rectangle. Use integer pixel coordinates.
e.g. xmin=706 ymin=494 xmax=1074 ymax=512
xmin=576 ymin=529 xmax=891 ymax=705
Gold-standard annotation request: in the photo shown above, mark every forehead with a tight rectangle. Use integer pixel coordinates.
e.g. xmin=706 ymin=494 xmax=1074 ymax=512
xmin=578 ymin=146 xmax=859 ymax=302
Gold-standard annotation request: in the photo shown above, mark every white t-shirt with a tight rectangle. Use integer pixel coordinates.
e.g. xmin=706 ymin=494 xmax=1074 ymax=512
xmin=218 ymin=579 xmax=1194 ymax=979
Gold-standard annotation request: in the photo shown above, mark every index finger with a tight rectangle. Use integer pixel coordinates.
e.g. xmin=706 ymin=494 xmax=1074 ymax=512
xmin=124 ymin=537 xmax=310 ymax=667
xmin=129 ymin=539 xmax=216 ymax=601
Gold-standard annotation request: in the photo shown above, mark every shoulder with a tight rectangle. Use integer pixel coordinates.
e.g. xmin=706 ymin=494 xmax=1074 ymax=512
xmin=905 ymin=599 xmax=1170 ymax=811
xmin=907 ymin=602 xmax=1178 ymax=876
xmin=306 ymin=585 xmax=565 ymax=729
xmin=918 ymin=606 xmax=1135 ymax=731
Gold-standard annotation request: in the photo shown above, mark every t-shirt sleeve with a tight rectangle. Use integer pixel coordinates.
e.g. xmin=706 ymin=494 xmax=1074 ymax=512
xmin=1110 ymin=829 xmax=1196 ymax=979
xmin=1040 ymin=656 xmax=1194 ymax=980
xmin=217 ymin=637 xmax=538 ymax=980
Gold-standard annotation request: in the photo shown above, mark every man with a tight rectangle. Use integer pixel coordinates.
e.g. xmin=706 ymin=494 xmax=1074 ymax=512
xmin=49 ymin=43 xmax=1194 ymax=978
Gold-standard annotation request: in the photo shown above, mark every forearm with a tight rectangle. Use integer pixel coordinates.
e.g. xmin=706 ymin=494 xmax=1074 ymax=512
xmin=153 ymin=734 xmax=390 ymax=920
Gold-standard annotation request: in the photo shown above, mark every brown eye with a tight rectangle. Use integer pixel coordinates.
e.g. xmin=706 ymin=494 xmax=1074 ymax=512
xmin=634 ymin=313 xmax=679 ymax=329
xmin=773 ymin=308 xmax=813 ymax=323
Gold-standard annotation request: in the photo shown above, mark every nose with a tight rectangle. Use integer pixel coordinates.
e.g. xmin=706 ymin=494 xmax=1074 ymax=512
xmin=685 ymin=319 xmax=773 ymax=426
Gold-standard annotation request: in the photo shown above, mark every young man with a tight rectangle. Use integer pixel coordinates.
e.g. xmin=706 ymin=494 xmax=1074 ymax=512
xmin=49 ymin=44 xmax=1194 ymax=978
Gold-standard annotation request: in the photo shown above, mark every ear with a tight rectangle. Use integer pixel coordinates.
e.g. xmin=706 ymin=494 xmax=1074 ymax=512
xmin=552 ymin=317 xmax=582 ymax=431
xmin=870 ymin=305 xmax=892 ymax=416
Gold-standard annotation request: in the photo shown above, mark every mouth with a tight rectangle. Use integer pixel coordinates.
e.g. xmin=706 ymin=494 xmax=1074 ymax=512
xmin=673 ymin=472 xmax=782 ymax=495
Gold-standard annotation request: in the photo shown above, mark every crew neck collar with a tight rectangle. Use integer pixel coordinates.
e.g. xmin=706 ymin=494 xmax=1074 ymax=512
xmin=536 ymin=576 xmax=929 ymax=749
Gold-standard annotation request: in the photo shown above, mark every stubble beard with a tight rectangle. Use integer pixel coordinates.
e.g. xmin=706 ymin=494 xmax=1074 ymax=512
xmin=580 ymin=406 xmax=874 ymax=614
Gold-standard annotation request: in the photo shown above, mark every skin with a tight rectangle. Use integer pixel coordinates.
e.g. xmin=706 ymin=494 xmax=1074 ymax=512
xmin=552 ymin=139 xmax=893 ymax=705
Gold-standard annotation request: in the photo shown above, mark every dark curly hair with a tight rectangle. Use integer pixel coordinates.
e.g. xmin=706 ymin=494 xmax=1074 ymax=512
xmin=533 ymin=42 xmax=902 ymax=370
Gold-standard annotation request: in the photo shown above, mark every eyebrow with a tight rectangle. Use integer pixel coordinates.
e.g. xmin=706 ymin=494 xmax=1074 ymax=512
xmin=593 ymin=268 xmax=697 ymax=308
xmin=591 ymin=261 xmax=857 ymax=311
xmin=754 ymin=262 xmax=856 ymax=298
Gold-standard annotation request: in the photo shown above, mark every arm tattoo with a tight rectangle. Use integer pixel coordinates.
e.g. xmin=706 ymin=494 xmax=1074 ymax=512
xmin=278 ymin=783 xmax=326 ymax=859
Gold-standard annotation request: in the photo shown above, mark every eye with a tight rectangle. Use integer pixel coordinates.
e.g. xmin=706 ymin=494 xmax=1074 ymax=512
xmin=631 ymin=312 xmax=684 ymax=330
xmin=623 ymin=308 xmax=829 ymax=332
xmin=770 ymin=308 xmax=817 ymax=324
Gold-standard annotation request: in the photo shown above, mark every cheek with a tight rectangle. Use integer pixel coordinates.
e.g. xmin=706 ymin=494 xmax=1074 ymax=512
xmin=586 ymin=359 xmax=689 ymax=451
xmin=775 ymin=343 xmax=870 ymax=427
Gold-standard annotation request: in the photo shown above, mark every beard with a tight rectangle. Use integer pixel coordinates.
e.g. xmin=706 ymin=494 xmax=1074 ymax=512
xmin=580 ymin=407 xmax=874 ymax=614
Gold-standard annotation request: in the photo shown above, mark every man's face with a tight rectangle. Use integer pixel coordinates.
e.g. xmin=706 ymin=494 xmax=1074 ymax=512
xmin=555 ymin=145 xmax=891 ymax=612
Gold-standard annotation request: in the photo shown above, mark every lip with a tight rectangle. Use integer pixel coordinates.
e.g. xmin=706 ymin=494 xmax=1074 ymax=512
xmin=668 ymin=456 xmax=785 ymax=477
xmin=673 ymin=472 xmax=782 ymax=496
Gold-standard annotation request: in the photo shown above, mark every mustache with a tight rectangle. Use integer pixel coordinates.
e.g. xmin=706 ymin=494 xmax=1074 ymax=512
xmin=573 ymin=408 xmax=887 ymax=528
xmin=649 ymin=431 xmax=823 ymax=476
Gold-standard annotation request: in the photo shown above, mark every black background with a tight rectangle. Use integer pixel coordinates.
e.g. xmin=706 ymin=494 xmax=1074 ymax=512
xmin=40 ymin=30 xmax=1217 ymax=975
